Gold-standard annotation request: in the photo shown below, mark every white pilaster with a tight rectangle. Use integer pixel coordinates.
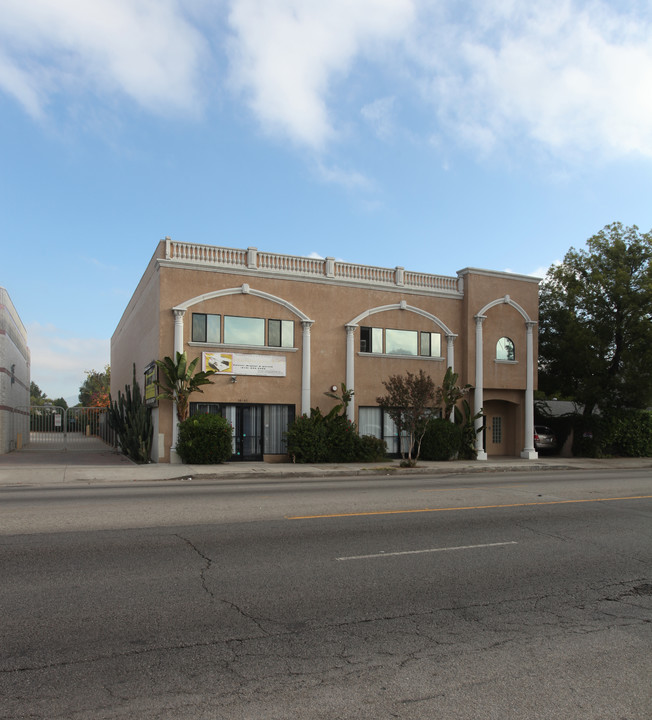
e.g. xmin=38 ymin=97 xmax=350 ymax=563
xmin=446 ymin=334 xmax=456 ymax=422
xmin=346 ymin=325 xmax=356 ymax=423
xmin=301 ymin=321 xmax=313 ymax=416
xmin=521 ymin=321 xmax=538 ymax=459
xmin=170 ymin=308 xmax=186 ymax=464
xmin=173 ymin=309 xmax=185 ymax=355
xmin=474 ymin=315 xmax=487 ymax=460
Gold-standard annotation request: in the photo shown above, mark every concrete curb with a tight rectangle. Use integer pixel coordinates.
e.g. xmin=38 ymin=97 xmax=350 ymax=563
xmin=0 ymin=454 xmax=650 ymax=487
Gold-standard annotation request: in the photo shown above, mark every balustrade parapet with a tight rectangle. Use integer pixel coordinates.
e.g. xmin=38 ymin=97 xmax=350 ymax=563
xmin=163 ymin=239 xmax=461 ymax=295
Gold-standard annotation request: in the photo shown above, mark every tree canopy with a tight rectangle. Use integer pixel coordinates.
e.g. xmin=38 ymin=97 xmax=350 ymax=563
xmin=538 ymin=222 xmax=652 ymax=414
xmin=30 ymin=382 xmax=51 ymax=406
xmin=376 ymin=369 xmax=437 ymax=466
xmin=78 ymin=366 xmax=111 ymax=407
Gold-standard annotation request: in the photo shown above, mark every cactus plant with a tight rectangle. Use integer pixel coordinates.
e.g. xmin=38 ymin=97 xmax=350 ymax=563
xmin=108 ymin=365 xmax=153 ymax=463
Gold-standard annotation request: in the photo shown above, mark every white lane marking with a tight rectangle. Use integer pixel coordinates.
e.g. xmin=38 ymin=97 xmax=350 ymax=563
xmin=336 ymin=541 xmax=517 ymax=562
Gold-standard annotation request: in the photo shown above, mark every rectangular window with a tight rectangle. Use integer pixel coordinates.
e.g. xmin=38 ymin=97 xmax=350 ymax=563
xmin=420 ymin=331 xmax=441 ymax=357
xmin=359 ymin=407 xmax=415 ymax=456
xmin=360 ymin=326 xmax=383 ymax=353
xmin=192 ymin=313 xmax=221 ymax=343
xmin=420 ymin=332 xmax=430 ymax=357
xmin=383 ymin=413 xmax=411 ymax=455
xmin=268 ymin=319 xmax=295 ymax=348
xmin=359 ymin=407 xmax=382 ymax=438
xmin=385 ymin=329 xmax=418 ymax=355
xmin=224 ymin=316 xmax=265 ymax=346
xmin=264 ymin=405 xmax=295 ymax=453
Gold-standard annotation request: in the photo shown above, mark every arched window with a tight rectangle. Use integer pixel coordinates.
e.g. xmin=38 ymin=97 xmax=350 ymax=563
xmin=496 ymin=337 xmax=515 ymax=361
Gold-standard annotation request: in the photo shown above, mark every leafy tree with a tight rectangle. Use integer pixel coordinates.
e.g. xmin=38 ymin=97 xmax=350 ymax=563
xmin=538 ymin=223 xmax=652 ymax=414
xmin=377 ymin=369 xmax=437 ymax=467
xmin=78 ymin=366 xmax=111 ymax=407
xmin=30 ymin=382 xmax=51 ymax=406
xmin=52 ymin=397 xmax=68 ymax=410
xmin=155 ymin=352 xmax=215 ymax=423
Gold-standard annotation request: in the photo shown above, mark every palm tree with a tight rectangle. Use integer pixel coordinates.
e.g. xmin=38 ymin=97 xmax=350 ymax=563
xmin=437 ymin=367 xmax=471 ymax=420
xmin=155 ymin=352 xmax=215 ymax=422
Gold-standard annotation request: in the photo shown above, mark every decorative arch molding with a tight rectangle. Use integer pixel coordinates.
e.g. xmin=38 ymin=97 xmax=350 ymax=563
xmin=343 ymin=300 xmax=458 ymax=423
xmin=173 ymin=283 xmax=312 ymax=322
xmin=476 ymin=294 xmax=533 ymax=324
xmin=168 ymin=285 xmax=314 ymax=459
xmin=472 ymin=294 xmax=537 ymax=461
xmin=347 ymin=301 xmax=455 ymax=337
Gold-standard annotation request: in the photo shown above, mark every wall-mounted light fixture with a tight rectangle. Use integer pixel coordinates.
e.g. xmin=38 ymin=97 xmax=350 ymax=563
xmin=330 ymin=385 xmax=338 ymax=392
xmin=231 ymin=375 xmax=237 ymax=383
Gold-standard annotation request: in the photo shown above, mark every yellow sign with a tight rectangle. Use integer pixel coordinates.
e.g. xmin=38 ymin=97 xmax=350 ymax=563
xmin=203 ymin=352 xmax=286 ymax=377
xmin=144 ymin=362 xmax=158 ymax=406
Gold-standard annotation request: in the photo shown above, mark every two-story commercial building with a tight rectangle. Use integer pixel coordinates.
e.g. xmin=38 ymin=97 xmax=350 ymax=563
xmin=111 ymin=239 xmax=540 ymax=463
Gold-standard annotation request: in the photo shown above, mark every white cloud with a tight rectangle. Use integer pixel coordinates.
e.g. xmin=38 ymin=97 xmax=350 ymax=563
xmin=0 ymin=0 xmax=208 ymax=119
xmin=315 ymin=160 xmax=373 ymax=190
xmin=2 ymin=0 xmax=650 ymax=168
xmin=414 ymin=0 xmax=652 ymax=159
xmin=227 ymin=0 xmax=415 ymax=149
xmin=27 ymin=322 xmax=109 ymax=403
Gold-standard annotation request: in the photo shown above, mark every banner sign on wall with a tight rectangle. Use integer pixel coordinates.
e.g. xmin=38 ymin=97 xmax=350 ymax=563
xmin=203 ymin=352 xmax=286 ymax=377
xmin=144 ymin=362 xmax=158 ymax=406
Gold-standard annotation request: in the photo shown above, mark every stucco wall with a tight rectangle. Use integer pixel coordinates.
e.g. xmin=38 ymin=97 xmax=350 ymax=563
xmin=110 ymin=245 xmax=162 ymax=459
xmin=0 ymin=288 xmax=30 ymax=454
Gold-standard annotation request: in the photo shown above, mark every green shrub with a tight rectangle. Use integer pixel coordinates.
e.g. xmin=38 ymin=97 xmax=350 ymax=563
xmin=286 ymin=412 xmax=329 ymax=463
xmin=325 ymin=414 xmax=359 ymax=462
xmin=568 ymin=409 xmax=652 ymax=457
xmin=420 ymin=418 xmax=463 ymax=461
xmin=603 ymin=409 xmax=652 ymax=457
xmin=176 ymin=413 xmax=233 ymax=464
xmin=356 ymin=434 xmax=387 ymax=462
xmin=286 ymin=409 xmax=387 ymax=463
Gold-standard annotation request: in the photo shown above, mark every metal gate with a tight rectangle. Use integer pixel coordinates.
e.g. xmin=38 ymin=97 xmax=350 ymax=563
xmin=16 ymin=406 xmax=116 ymax=452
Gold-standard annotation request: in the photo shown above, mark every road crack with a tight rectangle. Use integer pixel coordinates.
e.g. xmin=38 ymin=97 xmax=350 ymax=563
xmin=174 ymin=534 xmax=270 ymax=636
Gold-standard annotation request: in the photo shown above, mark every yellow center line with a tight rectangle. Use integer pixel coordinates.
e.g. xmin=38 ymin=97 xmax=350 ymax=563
xmin=286 ymin=495 xmax=652 ymax=520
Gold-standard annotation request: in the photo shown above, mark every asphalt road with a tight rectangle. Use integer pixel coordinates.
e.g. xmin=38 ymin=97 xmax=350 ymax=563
xmin=1 ymin=470 xmax=651 ymax=719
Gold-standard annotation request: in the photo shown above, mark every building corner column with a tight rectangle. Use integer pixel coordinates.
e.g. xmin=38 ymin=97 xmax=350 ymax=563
xmin=345 ymin=325 xmax=356 ymax=423
xmin=446 ymin=334 xmax=456 ymax=422
xmin=520 ymin=321 xmax=538 ymax=460
xmin=474 ymin=315 xmax=487 ymax=460
xmin=170 ymin=308 xmax=186 ymax=464
xmin=301 ymin=321 xmax=313 ymax=416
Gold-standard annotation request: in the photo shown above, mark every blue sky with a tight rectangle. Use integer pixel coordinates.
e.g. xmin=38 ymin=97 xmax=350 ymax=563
xmin=2 ymin=0 xmax=651 ymax=404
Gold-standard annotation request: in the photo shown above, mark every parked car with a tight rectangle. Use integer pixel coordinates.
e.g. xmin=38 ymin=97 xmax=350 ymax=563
xmin=534 ymin=425 xmax=557 ymax=453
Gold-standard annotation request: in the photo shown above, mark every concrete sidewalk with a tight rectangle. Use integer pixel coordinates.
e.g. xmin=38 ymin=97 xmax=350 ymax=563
xmin=0 ymin=448 xmax=650 ymax=486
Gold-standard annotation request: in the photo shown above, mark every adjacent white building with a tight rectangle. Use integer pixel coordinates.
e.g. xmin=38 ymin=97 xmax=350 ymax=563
xmin=0 ymin=287 xmax=30 ymax=454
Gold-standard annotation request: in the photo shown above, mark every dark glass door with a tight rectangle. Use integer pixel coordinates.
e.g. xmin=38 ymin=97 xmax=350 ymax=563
xmin=234 ymin=405 xmax=263 ymax=460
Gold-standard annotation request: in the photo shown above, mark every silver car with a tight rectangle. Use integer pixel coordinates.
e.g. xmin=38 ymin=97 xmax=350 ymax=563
xmin=534 ymin=425 xmax=557 ymax=453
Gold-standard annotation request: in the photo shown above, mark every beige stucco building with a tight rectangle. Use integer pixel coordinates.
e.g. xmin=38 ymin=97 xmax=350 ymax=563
xmin=111 ymin=239 xmax=540 ymax=463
